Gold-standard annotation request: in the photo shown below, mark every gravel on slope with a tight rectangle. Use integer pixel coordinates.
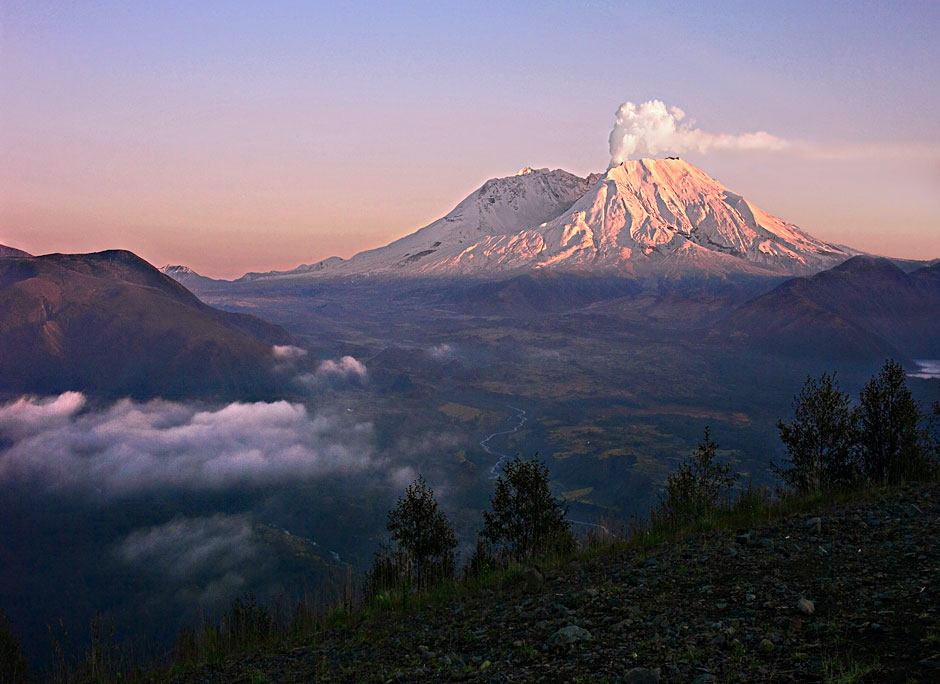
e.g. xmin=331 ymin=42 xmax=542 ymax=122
xmin=171 ymin=483 xmax=940 ymax=683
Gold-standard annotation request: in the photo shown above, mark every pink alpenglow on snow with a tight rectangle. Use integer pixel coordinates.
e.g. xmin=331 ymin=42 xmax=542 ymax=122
xmin=241 ymin=159 xmax=854 ymax=282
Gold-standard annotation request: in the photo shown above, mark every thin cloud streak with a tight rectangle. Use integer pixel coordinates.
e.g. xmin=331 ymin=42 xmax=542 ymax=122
xmin=117 ymin=513 xmax=265 ymax=608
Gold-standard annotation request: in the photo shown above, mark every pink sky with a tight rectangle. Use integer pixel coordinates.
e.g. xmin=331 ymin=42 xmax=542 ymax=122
xmin=2 ymin=2 xmax=938 ymax=278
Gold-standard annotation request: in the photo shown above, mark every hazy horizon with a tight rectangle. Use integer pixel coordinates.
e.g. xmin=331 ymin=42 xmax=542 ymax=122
xmin=2 ymin=1 xmax=938 ymax=278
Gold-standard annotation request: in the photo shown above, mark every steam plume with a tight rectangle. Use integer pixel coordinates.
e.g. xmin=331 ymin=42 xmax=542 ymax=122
xmin=608 ymin=100 xmax=789 ymax=167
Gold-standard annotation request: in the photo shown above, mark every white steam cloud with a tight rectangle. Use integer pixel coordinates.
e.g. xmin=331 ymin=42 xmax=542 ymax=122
xmin=608 ymin=99 xmax=789 ymax=166
xmin=0 ymin=393 xmax=373 ymax=495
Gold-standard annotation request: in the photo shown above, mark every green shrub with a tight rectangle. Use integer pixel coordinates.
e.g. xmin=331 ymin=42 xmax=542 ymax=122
xmin=223 ymin=593 xmax=274 ymax=649
xmin=365 ymin=544 xmax=412 ymax=600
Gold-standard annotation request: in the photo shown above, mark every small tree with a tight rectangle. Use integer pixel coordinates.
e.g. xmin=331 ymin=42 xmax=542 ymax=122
xmin=655 ymin=427 xmax=737 ymax=526
xmin=368 ymin=475 xmax=457 ymax=595
xmin=774 ymin=372 xmax=858 ymax=493
xmin=480 ymin=454 xmax=573 ymax=563
xmin=857 ymin=359 xmax=929 ymax=484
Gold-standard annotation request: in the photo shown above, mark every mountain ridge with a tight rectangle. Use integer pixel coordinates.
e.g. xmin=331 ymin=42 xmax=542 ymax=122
xmin=227 ymin=159 xmax=857 ymax=282
xmin=167 ymin=481 xmax=940 ymax=683
xmin=0 ymin=250 xmax=292 ymax=398
xmin=714 ymin=255 xmax=940 ymax=361
xmin=0 ymin=244 xmax=32 ymax=258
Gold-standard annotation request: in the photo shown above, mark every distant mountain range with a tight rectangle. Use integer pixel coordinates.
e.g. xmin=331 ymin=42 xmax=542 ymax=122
xmin=715 ymin=256 xmax=940 ymax=361
xmin=0 ymin=249 xmax=291 ymax=398
xmin=166 ymin=159 xmax=862 ymax=283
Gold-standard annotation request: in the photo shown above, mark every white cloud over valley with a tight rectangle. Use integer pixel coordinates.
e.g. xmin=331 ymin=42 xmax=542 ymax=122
xmin=296 ymin=355 xmax=369 ymax=388
xmin=427 ymin=343 xmax=456 ymax=362
xmin=117 ymin=513 xmax=266 ymax=607
xmin=0 ymin=393 xmax=373 ymax=495
xmin=119 ymin=514 xmax=258 ymax=579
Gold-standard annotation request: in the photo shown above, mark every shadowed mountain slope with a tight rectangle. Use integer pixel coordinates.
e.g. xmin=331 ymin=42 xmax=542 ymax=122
xmin=0 ymin=250 xmax=292 ymax=398
xmin=0 ymin=244 xmax=32 ymax=258
xmin=714 ymin=256 xmax=940 ymax=361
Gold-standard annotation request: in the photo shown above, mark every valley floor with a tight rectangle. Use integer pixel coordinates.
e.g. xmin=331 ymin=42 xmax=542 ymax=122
xmin=169 ymin=482 xmax=940 ymax=683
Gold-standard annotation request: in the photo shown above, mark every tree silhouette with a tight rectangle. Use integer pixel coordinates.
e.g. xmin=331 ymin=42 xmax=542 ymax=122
xmin=655 ymin=427 xmax=737 ymax=526
xmin=480 ymin=454 xmax=573 ymax=563
xmin=774 ymin=372 xmax=858 ymax=493
xmin=367 ymin=475 xmax=457 ymax=595
xmin=857 ymin=360 xmax=928 ymax=484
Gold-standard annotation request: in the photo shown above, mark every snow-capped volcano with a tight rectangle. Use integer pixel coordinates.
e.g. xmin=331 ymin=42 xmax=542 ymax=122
xmin=240 ymin=159 xmax=856 ymax=281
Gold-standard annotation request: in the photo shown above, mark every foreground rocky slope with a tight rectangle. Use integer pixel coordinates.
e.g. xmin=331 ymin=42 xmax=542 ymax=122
xmin=173 ymin=483 xmax=939 ymax=683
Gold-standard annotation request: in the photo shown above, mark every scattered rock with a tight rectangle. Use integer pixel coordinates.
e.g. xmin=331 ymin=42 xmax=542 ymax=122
xmin=797 ymin=597 xmax=815 ymax=615
xmin=623 ymin=666 xmax=660 ymax=683
xmin=758 ymin=638 xmax=775 ymax=653
xmin=548 ymin=624 xmax=594 ymax=647
xmin=523 ymin=565 xmax=544 ymax=593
